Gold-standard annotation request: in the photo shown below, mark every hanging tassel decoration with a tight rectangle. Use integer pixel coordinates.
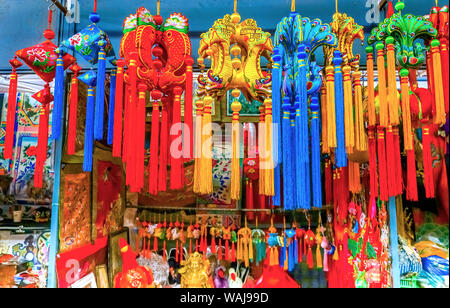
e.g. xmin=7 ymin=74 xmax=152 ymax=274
xmin=399 ymin=69 xmax=413 ymax=151
xmin=112 ymin=59 xmax=125 ymax=157
xmin=333 ymin=51 xmax=347 ymax=168
xmin=393 ymin=126 xmax=403 ymax=195
xmin=193 ymin=100 xmax=204 ymax=193
xmin=67 ymin=64 xmax=82 ymax=155
xmin=184 ymin=57 xmax=194 ymax=160
xmin=94 ymin=40 xmax=107 ymax=141
xmin=199 ymin=96 xmax=214 ymax=194
xmin=326 ymin=66 xmax=337 ymax=148
xmin=310 ymin=95 xmax=322 ymax=208
xmin=4 ymin=57 xmax=22 ymax=159
xmin=34 ymin=85 xmax=52 ymax=188
xmin=366 ymin=46 xmax=377 ymax=127
xmin=386 ymin=37 xmax=400 ymax=125
xmin=170 ymin=87 xmax=184 ymax=190
xmin=376 ymin=42 xmax=389 ymax=128
xmin=385 ymin=126 xmax=397 ymax=197
xmin=50 ymin=51 xmax=65 ymax=141
xmin=272 ymin=48 xmax=282 ymax=205
xmin=342 ymin=65 xmax=355 ymax=153
xmin=321 ymin=83 xmax=329 ymax=154
xmin=353 ymin=71 xmax=367 ymax=151
xmin=149 ymin=90 xmax=163 ymax=195
xmin=158 ymin=96 xmax=170 ymax=192
xmin=324 ymin=158 xmax=333 ymax=205
xmin=430 ymin=39 xmax=446 ymax=125
xmin=422 ymin=125 xmax=435 ymax=198
xmin=406 ymin=146 xmax=418 ymax=201
xmin=107 ymin=68 xmax=117 ymax=145
xmin=368 ymin=128 xmax=378 ymax=198
xmin=264 ymin=98 xmax=275 ymax=197
xmin=316 ymin=243 xmax=323 ymax=269
xmin=282 ymin=98 xmax=293 ymax=209
xmin=377 ymin=127 xmax=388 ymax=201
xmin=231 ymin=89 xmax=242 ymax=200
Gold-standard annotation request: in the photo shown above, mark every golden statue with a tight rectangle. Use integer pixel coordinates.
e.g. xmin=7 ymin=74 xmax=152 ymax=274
xmin=178 ymin=252 xmax=213 ymax=288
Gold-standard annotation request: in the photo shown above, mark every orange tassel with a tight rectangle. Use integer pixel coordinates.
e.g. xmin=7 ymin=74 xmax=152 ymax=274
xmin=316 ymin=244 xmax=323 ymax=269
xmin=386 ymin=37 xmax=400 ymax=125
xmin=376 ymin=42 xmax=389 ymax=127
xmin=400 ymin=69 xmax=413 ymax=151
xmin=353 ymin=71 xmax=367 ymax=152
xmin=430 ymin=40 xmax=446 ymax=125
xmin=343 ymin=66 xmax=355 ymax=154
xmin=366 ymin=47 xmax=377 ymax=127
xmin=326 ymin=66 xmax=337 ymax=148
xmin=321 ymin=83 xmax=329 ymax=153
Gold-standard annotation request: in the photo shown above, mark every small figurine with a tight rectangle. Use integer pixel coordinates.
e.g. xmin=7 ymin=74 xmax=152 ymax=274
xmin=178 ymin=252 xmax=212 ymax=288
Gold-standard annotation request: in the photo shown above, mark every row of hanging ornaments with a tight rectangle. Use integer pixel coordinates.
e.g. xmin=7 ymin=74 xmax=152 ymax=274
xmin=3 ymin=0 xmax=448 ymax=212
xmin=134 ymin=212 xmax=329 ymax=271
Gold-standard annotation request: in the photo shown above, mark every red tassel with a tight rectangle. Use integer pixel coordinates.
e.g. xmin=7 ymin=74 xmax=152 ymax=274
xmin=123 ymin=84 xmax=130 ymax=165
xmin=184 ymin=57 xmax=194 ymax=160
xmin=67 ymin=64 xmax=81 ymax=155
xmin=170 ymin=87 xmax=184 ymax=190
xmin=218 ymin=238 xmax=223 ymax=260
xmin=180 ymin=242 xmax=184 ymax=262
xmin=153 ymin=236 xmax=158 ymax=252
xmin=246 ymin=181 xmax=254 ymax=221
xmin=35 ymin=103 xmax=50 ymax=188
xmin=195 ymin=239 xmax=199 ymax=252
xmin=211 ymin=236 xmax=216 ymax=254
xmin=422 ymin=124 xmax=435 ymax=198
xmin=298 ymin=238 xmax=303 ymax=263
xmin=163 ymin=240 xmax=166 ymax=262
xmin=189 ymin=239 xmax=192 ymax=255
xmin=368 ymin=127 xmax=379 ymax=199
xmin=4 ymin=57 xmax=22 ymax=160
xmin=386 ymin=126 xmax=397 ymax=197
xmin=393 ymin=127 xmax=403 ymax=195
xmin=377 ymin=127 xmax=388 ymax=201
xmin=231 ymin=241 xmax=236 ymax=262
xmin=133 ymin=83 xmax=147 ymax=192
xmin=225 ymin=239 xmax=229 ymax=261
xmin=149 ymin=90 xmax=162 ymax=195
xmin=158 ymin=96 xmax=169 ymax=192
xmin=406 ymin=148 xmax=418 ymax=201
xmin=307 ymin=246 xmax=314 ymax=269
xmin=33 ymin=85 xmax=53 ymax=188
xmin=113 ymin=60 xmax=125 ymax=157
xmin=440 ymin=39 xmax=449 ymax=114
xmin=325 ymin=158 xmax=333 ymax=205
xmin=175 ymin=240 xmax=179 ymax=262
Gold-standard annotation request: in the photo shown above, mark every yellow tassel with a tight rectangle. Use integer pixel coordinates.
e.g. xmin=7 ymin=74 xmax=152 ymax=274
xmin=343 ymin=65 xmax=355 ymax=154
xmin=333 ymin=246 xmax=339 ymax=261
xmin=376 ymin=42 xmax=389 ymax=127
xmin=193 ymin=100 xmax=204 ymax=193
xmin=291 ymin=0 xmax=296 ymax=12
xmin=386 ymin=37 xmax=400 ymax=126
xmin=366 ymin=47 xmax=377 ymax=127
xmin=430 ymin=39 xmax=446 ymax=125
xmin=349 ymin=161 xmax=361 ymax=193
xmin=231 ymin=89 xmax=242 ymax=200
xmin=353 ymin=71 xmax=367 ymax=151
xmin=321 ymin=83 xmax=329 ymax=154
xmin=316 ymin=244 xmax=323 ymax=269
xmin=200 ymin=96 xmax=214 ymax=194
xmin=399 ymin=69 xmax=413 ymax=151
xmin=258 ymin=105 xmax=266 ymax=195
xmin=326 ymin=66 xmax=337 ymax=148
xmin=264 ymin=99 xmax=274 ymax=196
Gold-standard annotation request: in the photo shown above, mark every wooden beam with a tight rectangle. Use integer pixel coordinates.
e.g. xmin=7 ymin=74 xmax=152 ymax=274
xmin=49 ymin=0 xmax=69 ymax=16
xmin=379 ymin=0 xmax=388 ymax=10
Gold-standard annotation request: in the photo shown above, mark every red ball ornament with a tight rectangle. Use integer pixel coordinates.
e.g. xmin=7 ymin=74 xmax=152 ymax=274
xmin=43 ymin=29 xmax=55 ymax=40
xmin=154 ymin=15 xmax=164 ymax=26
xmin=152 ymin=46 xmax=164 ymax=58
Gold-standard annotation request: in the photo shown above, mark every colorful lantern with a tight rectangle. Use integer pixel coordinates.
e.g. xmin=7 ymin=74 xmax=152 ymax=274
xmin=4 ymin=9 xmax=75 ymax=188
xmin=117 ymin=4 xmax=193 ymax=193
xmin=195 ymin=0 xmax=273 ymax=200
xmin=272 ymin=0 xmax=337 ymax=209
xmin=366 ymin=0 xmax=441 ymax=201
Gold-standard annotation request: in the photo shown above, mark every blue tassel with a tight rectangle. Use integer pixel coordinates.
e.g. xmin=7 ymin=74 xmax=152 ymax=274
xmin=282 ymin=98 xmax=293 ymax=210
xmin=79 ymin=70 xmax=97 ymax=172
xmin=290 ymin=107 xmax=299 ymax=209
xmin=333 ymin=51 xmax=347 ymax=168
xmin=294 ymin=238 xmax=298 ymax=265
xmin=272 ymin=47 xmax=283 ymax=206
xmin=310 ymin=95 xmax=322 ymax=208
xmin=94 ymin=42 xmax=107 ymax=141
xmin=107 ymin=69 xmax=117 ymax=145
xmin=294 ymin=97 xmax=304 ymax=209
xmin=51 ymin=52 xmax=65 ymax=141
xmin=84 ymin=86 xmax=95 ymax=172
xmin=280 ymin=240 xmax=286 ymax=268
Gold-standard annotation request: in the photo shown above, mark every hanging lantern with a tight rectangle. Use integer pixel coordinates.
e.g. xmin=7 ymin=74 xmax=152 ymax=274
xmin=273 ymin=1 xmax=337 ymax=209
xmin=195 ymin=0 xmax=273 ymax=199
xmin=5 ymin=8 xmax=76 ymax=188
xmin=118 ymin=5 xmax=193 ymax=193
xmin=367 ymin=0 xmax=440 ymax=200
